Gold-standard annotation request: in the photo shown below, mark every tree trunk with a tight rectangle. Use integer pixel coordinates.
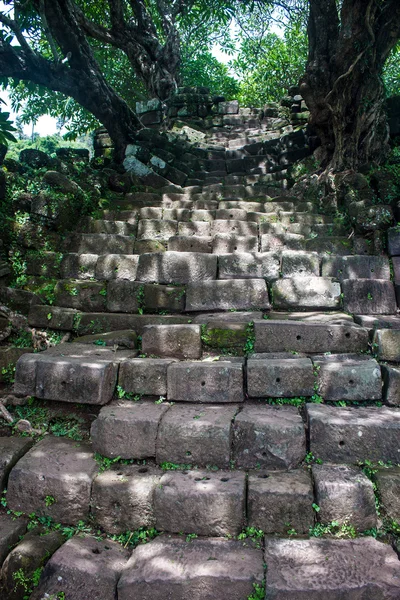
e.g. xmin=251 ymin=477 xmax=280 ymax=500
xmin=300 ymin=0 xmax=400 ymax=172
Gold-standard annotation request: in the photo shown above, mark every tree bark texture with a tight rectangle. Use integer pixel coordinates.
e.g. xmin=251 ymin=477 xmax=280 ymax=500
xmin=301 ymin=0 xmax=400 ymax=171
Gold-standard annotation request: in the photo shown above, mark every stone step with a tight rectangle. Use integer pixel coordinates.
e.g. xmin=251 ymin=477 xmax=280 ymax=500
xmin=307 ymin=403 xmax=400 ymax=462
xmin=313 ymin=354 xmax=382 ymax=401
xmin=265 ymin=537 xmax=400 ymax=599
xmin=65 ymin=233 xmax=135 ymax=254
xmin=271 ymin=276 xmax=341 ymax=309
xmin=342 ymin=278 xmax=397 ymax=314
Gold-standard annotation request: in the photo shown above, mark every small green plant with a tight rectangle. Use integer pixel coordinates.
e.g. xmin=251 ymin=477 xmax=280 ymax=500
xmin=367 ymin=292 xmax=373 ymax=300
xmin=247 ymin=582 xmax=266 ymax=600
xmin=13 ymin=566 xmax=43 ymax=597
xmin=160 ymin=462 xmax=192 ymax=471
xmin=186 ymin=533 xmax=198 ymax=542
xmin=243 ymin=322 xmax=255 ymax=355
xmin=116 ymin=385 xmax=142 ymax=401
xmin=1 ymin=363 xmax=16 ymax=385
xmin=136 ymin=284 xmax=145 ymax=315
xmin=237 ymin=527 xmax=264 ymax=548
xmin=304 ymin=452 xmax=323 ymax=465
xmin=45 ymin=495 xmax=56 ymax=507
xmin=111 ymin=527 xmax=159 ymax=548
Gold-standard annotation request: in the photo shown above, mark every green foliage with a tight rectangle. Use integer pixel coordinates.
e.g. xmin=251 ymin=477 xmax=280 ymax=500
xmin=1 ymin=363 xmax=16 ymax=385
xmin=243 ymin=322 xmax=255 ymax=355
xmin=247 ymin=582 xmax=266 ymax=600
xmin=160 ymin=462 xmax=193 ymax=471
xmin=12 ymin=566 xmax=43 ymax=599
xmin=180 ymin=51 xmax=239 ymax=99
xmin=309 ymin=520 xmax=357 ymax=539
xmin=111 ymin=527 xmax=159 ymax=548
xmin=0 ymin=98 xmax=17 ymax=146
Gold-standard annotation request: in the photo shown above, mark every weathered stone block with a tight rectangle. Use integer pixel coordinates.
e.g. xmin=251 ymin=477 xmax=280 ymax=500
xmin=137 ymin=219 xmax=178 ymax=240
xmin=168 ymin=361 xmax=243 ymax=403
xmin=388 ymin=226 xmax=400 ymax=256
xmin=218 ymin=252 xmax=280 ymax=281
xmin=382 ymin=365 xmax=400 ymax=406
xmin=313 ymin=464 xmax=377 ymax=531
xmin=261 ymin=233 xmax=305 ymax=252
xmin=91 ymin=401 xmax=170 ymax=458
xmin=305 ymin=236 xmax=353 ymax=255
xmin=1 ymin=529 xmax=64 ymax=600
xmin=375 ymin=467 xmax=400 ymax=522
xmin=55 ymin=280 xmax=107 ymax=312
xmin=106 ymin=280 xmax=140 ymax=313
xmin=0 ymin=437 xmax=34 ymax=491
xmin=156 ymin=404 xmax=238 ymax=468
xmin=247 ymin=357 xmax=315 ymax=398
xmin=91 ymin=464 xmax=161 ymax=533
xmin=271 ymin=277 xmax=341 ymax=309
xmin=136 ymin=252 xmax=217 ymax=283
xmin=143 ymin=283 xmax=186 ymax=312
xmin=31 ymin=536 xmax=129 ymax=600
xmin=88 ymin=219 xmax=136 ymax=236
xmin=215 ymin=208 xmax=248 ymax=220
xmin=211 ymin=220 xmax=258 ymax=236
xmin=60 ymin=253 xmax=98 ymax=280
xmin=95 ymin=254 xmax=139 ymax=281
xmin=26 ymin=251 xmax=61 ymax=278
xmin=314 ymin=355 xmax=382 ymax=401
xmin=73 ymin=330 xmax=137 ymax=349
xmin=342 ymin=279 xmax=397 ymax=314
xmin=167 ymin=235 xmax=212 ymax=253
xmin=186 ymin=279 xmax=270 ymax=311
xmin=0 ymin=347 xmax=33 ymax=382
xmin=7 ymin=437 xmax=98 ymax=524
xmin=212 ymin=233 xmax=258 ymax=253
xmin=322 ymin=255 xmax=391 ymax=281
xmin=0 ymin=514 xmax=28 ymax=567
xmin=254 ymin=320 xmax=369 ymax=353
xmin=28 ymin=305 xmax=78 ymax=330
xmin=118 ymin=358 xmax=174 ymax=396
xmin=264 ymin=537 xmax=400 ymax=599
xmin=14 ymin=346 xmax=119 ymax=404
xmin=233 ymin=405 xmax=305 ymax=469
xmin=142 ymin=324 xmax=201 ymax=359
xmin=248 ymin=470 xmax=314 ymax=534
xmin=118 ymin=537 xmax=264 ymax=600
xmin=67 ymin=233 xmax=134 ymax=254
xmin=202 ymin=322 xmax=248 ymax=350
xmin=307 ymin=404 xmax=400 ymax=463
xmin=154 ymin=470 xmax=245 ymax=536
xmin=178 ymin=221 xmax=211 ymax=236
xmin=281 ymin=251 xmax=320 ymax=277
xmin=372 ymin=329 xmax=400 ymax=361
xmin=134 ymin=239 xmax=166 ymax=253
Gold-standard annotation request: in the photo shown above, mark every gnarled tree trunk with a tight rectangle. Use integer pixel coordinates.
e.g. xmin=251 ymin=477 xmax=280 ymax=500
xmin=300 ymin=0 xmax=400 ymax=172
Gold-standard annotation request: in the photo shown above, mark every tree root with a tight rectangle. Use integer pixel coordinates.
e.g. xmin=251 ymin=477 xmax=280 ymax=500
xmin=0 ymin=304 xmax=71 ymax=350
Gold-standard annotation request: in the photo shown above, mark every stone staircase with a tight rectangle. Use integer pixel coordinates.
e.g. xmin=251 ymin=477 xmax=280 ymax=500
xmin=1 ymin=109 xmax=400 ymax=599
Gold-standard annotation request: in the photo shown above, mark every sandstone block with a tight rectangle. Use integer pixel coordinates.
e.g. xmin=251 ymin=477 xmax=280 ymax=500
xmin=168 ymin=235 xmax=213 ymax=253
xmin=28 ymin=305 xmax=78 ymax=330
xmin=314 ymin=355 xmax=382 ymax=401
xmin=211 ymin=220 xmax=258 ymax=236
xmin=375 ymin=467 xmax=400 ymax=522
xmin=91 ymin=464 xmax=161 ymax=533
xmin=382 ymin=365 xmax=400 ymax=406
xmin=313 ymin=463 xmax=377 ymax=531
xmin=137 ymin=219 xmax=177 ymax=240
xmin=178 ymin=221 xmax=211 ymax=236
xmin=373 ymin=329 xmax=400 ymax=361
xmin=247 ymin=357 xmax=315 ymax=398
xmin=272 ymin=277 xmax=341 ymax=309
xmin=55 ymin=280 xmax=107 ymax=312
xmin=281 ymin=251 xmax=320 ymax=277
xmin=67 ymin=233 xmax=134 ymax=254
xmin=156 ymin=404 xmax=238 ymax=468
xmin=186 ymin=279 xmax=270 ymax=311
xmin=134 ymin=239 xmax=166 ymax=253
xmin=0 ymin=437 xmax=34 ymax=491
xmin=248 ymin=470 xmax=314 ymax=534
xmin=388 ymin=227 xmax=400 ymax=256
xmin=168 ymin=361 xmax=243 ymax=403
xmin=261 ymin=233 xmax=305 ymax=252
xmin=7 ymin=437 xmax=98 ymax=524
xmin=31 ymin=536 xmax=129 ymax=600
xmin=95 ymin=254 xmax=139 ymax=281
xmin=1 ymin=529 xmax=64 ymax=600
xmin=61 ymin=253 xmax=99 ymax=281
xmin=14 ymin=347 xmax=119 ymax=404
xmin=322 ymin=255 xmax=390 ymax=281
xmin=143 ymin=283 xmax=186 ymax=312
xmin=106 ymin=280 xmax=140 ymax=313
xmin=91 ymin=401 xmax=170 ymax=458
xmin=118 ymin=358 xmax=174 ymax=396
xmin=307 ymin=404 xmax=400 ymax=463
xmin=118 ymin=537 xmax=264 ymax=600
xmin=233 ymin=405 xmax=305 ymax=469
xmin=264 ymin=537 xmax=400 ymax=599
xmin=154 ymin=470 xmax=245 ymax=536
xmin=342 ymin=279 xmax=397 ymax=314
xmin=142 ymin=324 xmax=201 ymax=359
xmin=136 ymin=252 xmax=217 ymax=283
xmin=0 ymin=513 xmax=28 ymax=567
xmin=72 ymin=329 xmax=137 ymax=349
xmin=212 ymin=233 xmax=258 ymax=253
xmin=254 ymin=320 xmax=368 ymax=353
xmin=218 ymin=252 xmax=280 ymax=281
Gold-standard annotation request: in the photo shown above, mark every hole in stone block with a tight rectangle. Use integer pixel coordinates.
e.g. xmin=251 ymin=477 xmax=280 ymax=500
xmin=195 ymin=477 xmax=210 ymax=481
xmin=92 ymin=548 xmax=100 ymax=554
xmin=186 ymin=451 xmax=192 ymax=456
xmin=345 ymin=332 xmax=350 ymax=338
xmin=220 ymin=478 xmax=229 ymax=482
xmin=201 ymin=381 xmax=206 ymax=386
xmin=276 ymin=377 xmax=281 ymax=383
xmin=257 ymin=474 xmax=269 ymax=479
xmin=339 ymin=440 xmax=345 ymax=447
xmin=296 ymin=335 xmax=301 ymax=340
xmin=349 ymin=379 xmax=354 ymax=384
xmin=138 ymin=467 xmax=148 ymax=473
